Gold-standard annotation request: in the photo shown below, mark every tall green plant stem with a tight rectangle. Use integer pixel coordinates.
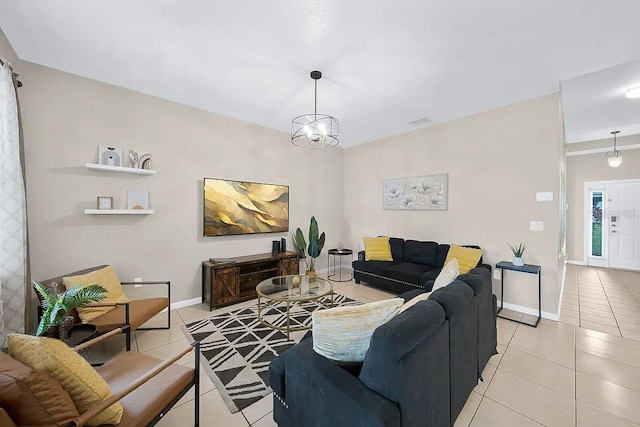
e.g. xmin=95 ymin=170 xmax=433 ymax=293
xmin=292 ymin=216 xmax=325 ymax=272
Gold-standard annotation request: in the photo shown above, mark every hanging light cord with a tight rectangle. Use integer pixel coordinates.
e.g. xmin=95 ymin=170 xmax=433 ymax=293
xmin=314 ymin=78 xmax=317 ymax=118
xmin=611 ymin=130 xmax=620 ymax=154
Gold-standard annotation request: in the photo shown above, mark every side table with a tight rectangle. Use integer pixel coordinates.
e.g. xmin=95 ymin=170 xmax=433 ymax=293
xmin=327 ymin=249 xmax=354 ymax=282
xmin=495 ymin=261 xmax=541 ymax=327
xmin=65 ymin=324 xmax=98 ymax=347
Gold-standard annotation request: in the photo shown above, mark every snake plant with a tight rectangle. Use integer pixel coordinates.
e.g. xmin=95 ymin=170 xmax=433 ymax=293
xmin=292 ymin=216 xmax=326 ymax=272
xmin=34 ymin=281 xmax=107 ymax=337
xmin=508 ymin=242 xmax=526 ymax=257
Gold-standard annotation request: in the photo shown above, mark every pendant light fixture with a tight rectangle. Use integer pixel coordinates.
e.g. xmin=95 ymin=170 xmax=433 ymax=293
xmin=291 ymin=71 xmax=339 ymax=148
xmin=625 ymin=86 xmax=640 ymax=99
xmin=605 ymin=130 xmax=623 ymax=168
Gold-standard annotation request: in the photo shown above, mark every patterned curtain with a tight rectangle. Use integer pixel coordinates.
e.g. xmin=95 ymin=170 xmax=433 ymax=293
xmin=0 ymin=61 xmax=26 ymax=347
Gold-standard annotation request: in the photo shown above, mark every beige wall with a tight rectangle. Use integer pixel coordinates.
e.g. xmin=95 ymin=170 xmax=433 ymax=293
xmin=566 ymin=135 xmax=640 ymax=262
xmin=344 ymin=94 xmax=564 ymax=315
xmin=0 ymin=27 xmax=18 ymax=64
xmin=11 ymin=42 xmax=567 ymax=314
xmin=18 ymin=62 xmax=344 ymax=304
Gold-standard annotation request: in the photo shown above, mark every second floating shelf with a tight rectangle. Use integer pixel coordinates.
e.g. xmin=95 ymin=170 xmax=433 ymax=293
xmin=85 ymin=163 xmax=156 ymax=175
xmin=84 ymin=209 xmax=155 ymax=215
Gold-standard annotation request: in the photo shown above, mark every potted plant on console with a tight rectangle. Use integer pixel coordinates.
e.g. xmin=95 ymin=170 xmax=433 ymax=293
xmin=34 ymin=281 xmax=107 ymax=338
xmin=509 ymin=242 xmax=526 ymax=267
xmin=292 ymin=216 xmax=325 ymax=276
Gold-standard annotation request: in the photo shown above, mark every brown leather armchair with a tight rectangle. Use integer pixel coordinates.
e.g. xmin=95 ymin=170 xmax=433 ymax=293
xmin=0 ymin=327 xmax=200 ymax=427
xmin=38 ymin=265 xmax=171 ymax=351
xmin=69 ymin=328 xmax=200 ymax=426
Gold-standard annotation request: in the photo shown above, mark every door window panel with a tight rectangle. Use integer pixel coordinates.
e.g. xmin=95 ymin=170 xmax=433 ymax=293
xmin=591 ymin=192 xmax=603 ymax=257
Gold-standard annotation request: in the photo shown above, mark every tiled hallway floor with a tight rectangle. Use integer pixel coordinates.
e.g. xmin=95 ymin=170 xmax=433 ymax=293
xmin=95 ymin=269 xmax=640 ymax=426
xmin=560 ymin=265 xmax=640 ymax=341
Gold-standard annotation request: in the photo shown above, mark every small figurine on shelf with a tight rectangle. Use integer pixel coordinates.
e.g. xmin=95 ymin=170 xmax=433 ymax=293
xmin=128 ymin=149 xmax=152 ymax=169
xmin=139 ymin=153 xmax=152 ymax=170
xmin=128 ymin=149 xmax=139 ymax=168
xmin=99 ymin=146 xmax=123 ymax=167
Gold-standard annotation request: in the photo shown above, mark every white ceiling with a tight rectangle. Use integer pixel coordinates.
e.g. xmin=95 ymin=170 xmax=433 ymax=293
xmin=2 ymin=0 xmax=640 ymax=147
xmin=562 ymin=59 xmax=640 ymax=143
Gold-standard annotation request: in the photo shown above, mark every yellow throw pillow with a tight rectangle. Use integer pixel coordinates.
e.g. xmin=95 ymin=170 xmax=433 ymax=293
xmin=312 ymin=298 xmax=404 ymax=363
xmin=8 ymin=334 xmax=123 ymax=426
xmin=363 ymin=236 xmax=393 ymax=261
xmin=63 ymin=266 xmax=129 ymax=323
xmin=445 ymin=245 xmax=483 ymax=274
xmin=398 ymin=292 xmax=431 ymax=314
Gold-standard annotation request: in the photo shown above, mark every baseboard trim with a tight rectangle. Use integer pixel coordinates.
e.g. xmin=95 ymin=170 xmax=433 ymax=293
xmin=566 ymin=260 xmax=587 ymax=266
xmin=169 ymin=297 xmax=202 ymax=311
xmin=166 ymin=280 xmax=561 ymax=321
xmin=497 ymin=300 xmax=559 ymax=321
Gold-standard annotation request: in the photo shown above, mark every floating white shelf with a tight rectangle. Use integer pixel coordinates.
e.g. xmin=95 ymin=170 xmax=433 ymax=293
xmin=84 ymin=209 xmax=155 ymax=215
xmin=85 ymin=163 xmax=156 ymax=175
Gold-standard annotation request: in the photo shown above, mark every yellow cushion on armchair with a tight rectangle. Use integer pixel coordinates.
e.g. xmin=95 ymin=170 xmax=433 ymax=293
xmin=8 ymin=334 xmax=123 ymax=426
xmin=63 ymin=265 xmax=130 ymax=323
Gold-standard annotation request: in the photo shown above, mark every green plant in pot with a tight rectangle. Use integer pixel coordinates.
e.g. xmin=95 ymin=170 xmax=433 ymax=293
xmin=292 ymin=216 xmax=326 ymax=276
xmin=34 ymin=281 xmax=107 ymax=338
xmin=509 ymin=242 xmax=526 ymax=267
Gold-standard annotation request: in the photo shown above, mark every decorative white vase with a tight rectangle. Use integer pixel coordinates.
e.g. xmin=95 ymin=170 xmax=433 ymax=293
xmin=512 ymin=257 xmax=524 ymax=267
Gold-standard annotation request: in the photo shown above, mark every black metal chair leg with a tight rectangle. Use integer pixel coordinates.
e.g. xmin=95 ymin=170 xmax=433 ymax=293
xmin=123 ymin=302 xmax=132 ymax=351
xmin=194 ymin=341 xmax=201 ymax=427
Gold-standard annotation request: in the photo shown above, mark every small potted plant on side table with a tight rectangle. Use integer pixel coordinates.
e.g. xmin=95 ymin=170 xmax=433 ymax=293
xmin=33 ymin=281 xmax=107 ymax=339
xmin=509 ymin=242 xmax=526 ymax=267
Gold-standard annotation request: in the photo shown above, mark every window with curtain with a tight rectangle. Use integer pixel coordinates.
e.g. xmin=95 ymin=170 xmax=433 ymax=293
xmin=0 ymin=60 xmax=27 ymax=346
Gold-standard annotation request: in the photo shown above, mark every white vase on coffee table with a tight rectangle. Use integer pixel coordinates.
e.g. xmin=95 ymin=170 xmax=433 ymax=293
xmin=513 ymin=257 xmax=524 ymax=267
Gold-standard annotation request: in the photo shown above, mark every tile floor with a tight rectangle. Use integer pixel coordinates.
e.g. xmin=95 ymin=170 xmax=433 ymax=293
xmin=560 ymin=264 xmax=640 ymax=341
xmin=98 ymin=268 xmax=640 ymax=426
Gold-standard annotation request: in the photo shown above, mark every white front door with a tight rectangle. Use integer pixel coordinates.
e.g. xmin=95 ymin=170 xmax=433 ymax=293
xmin=609 ymin=182 xmax=640 ymax=270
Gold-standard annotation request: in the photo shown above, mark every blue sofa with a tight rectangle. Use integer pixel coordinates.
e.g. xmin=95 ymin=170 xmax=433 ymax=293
xmin=269 ymin=267 xmax=497 ymax=427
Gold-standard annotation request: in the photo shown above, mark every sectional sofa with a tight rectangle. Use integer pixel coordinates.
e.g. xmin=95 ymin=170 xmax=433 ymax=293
xmin=352 ymin=237 xmax=491 ymax=293
xmin=269 ymin=267 xmax=497 ymax=427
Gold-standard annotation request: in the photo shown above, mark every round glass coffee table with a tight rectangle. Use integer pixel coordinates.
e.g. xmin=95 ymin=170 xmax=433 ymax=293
xmin=256 ymin=275 xmax=333 ymax=339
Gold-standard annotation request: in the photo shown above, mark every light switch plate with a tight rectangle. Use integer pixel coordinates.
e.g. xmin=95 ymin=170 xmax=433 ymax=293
xmin=536 ymin=192 xmax=553 ymax=202
xmin=530 ymin=221 xmax=544 ymax=231
xmin=493 ymin=269 xmax=501 ymax=280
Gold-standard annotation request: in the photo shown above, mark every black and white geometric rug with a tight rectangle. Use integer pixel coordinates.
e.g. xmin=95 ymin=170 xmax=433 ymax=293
xmin=182 ymin=293 xmax=359 ymax=413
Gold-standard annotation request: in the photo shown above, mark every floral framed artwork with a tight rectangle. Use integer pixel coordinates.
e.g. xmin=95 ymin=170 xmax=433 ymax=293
xmin=382 ymin=173 xmax=448 ymax=211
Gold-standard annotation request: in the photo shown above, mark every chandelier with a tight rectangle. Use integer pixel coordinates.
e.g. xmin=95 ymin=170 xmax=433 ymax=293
xmin=605 ymin=130 xmax=623 ymax=168
xmin=291 ymin=71 xmax=339 ymax=148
